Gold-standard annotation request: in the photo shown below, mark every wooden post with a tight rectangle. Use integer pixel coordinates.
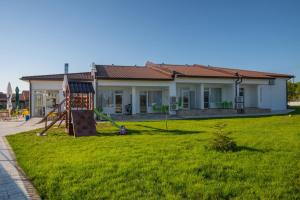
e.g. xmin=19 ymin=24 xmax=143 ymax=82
xmin=81 ymin=93 xmax=83 ymax=109
xmin=45 ymin=116 xmax=47 ymax=129
xmin=91 ymin=94 xmax=94 ymax=111
xmin=87 ymin=93 xmax=89 ymax=110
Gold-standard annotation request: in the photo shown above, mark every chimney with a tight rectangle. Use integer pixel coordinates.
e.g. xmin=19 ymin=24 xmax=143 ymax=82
xmin=91 ymin=62 xmax=97 ymax=78
xmin=64 ymin=63 xmax=69 ymax=74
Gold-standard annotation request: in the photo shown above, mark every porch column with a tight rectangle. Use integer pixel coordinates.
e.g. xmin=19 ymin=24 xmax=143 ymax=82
xmin=132 ymin=86 xmax=137 ymax=115
xmin=200 ymin=83 xmax=204 ymax=109
xmin=169 ymin=82 xmax=177 ymax=115
xmin=257 ymin=85 xmax=261 ymax=108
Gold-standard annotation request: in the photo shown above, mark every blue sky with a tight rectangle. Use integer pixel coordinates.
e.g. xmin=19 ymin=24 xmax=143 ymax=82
xmin=0 ymin=0 xmax=299 ymax=92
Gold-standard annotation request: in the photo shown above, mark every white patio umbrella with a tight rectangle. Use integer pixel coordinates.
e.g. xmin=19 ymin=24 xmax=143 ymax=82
xmin=61 ymin=75 xmax=68 ymax=111
xmin=6 ymin=82 xmax=13 ymax=115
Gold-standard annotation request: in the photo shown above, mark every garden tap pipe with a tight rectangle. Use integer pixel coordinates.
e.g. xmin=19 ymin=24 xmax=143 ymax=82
xmin=235 ymin=73 xmax=243 ymax=106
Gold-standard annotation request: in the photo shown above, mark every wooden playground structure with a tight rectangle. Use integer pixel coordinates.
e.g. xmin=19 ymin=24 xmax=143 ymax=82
xmin=39 ymin=80 xmax=97 ymax=137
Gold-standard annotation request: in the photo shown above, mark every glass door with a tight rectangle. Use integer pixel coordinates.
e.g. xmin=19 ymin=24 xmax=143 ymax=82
xmin=34 ymin=92 xmax=44 ymax=117
xmin=45 ymin=91 xmax=59 ymax=114
xmin=140 ymin=92 xmax=147 ymax=113
xmin=115 ymin=94 xmax=123 ymax=113
xmin=204 ymin=88 xmax=210 ymax=109
xmin=182 ymin=90 xmax=190 ymax=109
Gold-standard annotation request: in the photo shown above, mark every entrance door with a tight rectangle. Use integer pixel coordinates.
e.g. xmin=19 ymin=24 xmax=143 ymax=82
xmin=140 ymin=93 xmax=147 ymax=113
xmin=239 ymin=88 xmax=245 ymax=98
xmin=45 ymin=91 xmax=59 ymax=115
xmin=182 ymin=90 xmax=190 ymax=109
xmin=204 ymin=88 xmax=210 ymax=109
xmin=115 ymin=94 xmax=123 ymax=113
xmin=34 ymin=92 xmax=44 ymax=117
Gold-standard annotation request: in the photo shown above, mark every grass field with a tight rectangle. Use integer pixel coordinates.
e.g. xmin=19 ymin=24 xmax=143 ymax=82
xmin=7 ymin=108 xmax=300 ymax=200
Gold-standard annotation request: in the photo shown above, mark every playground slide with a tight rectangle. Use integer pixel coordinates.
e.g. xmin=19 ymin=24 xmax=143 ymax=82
xmin=71 ymin=110 xmax=97 ymax=137
xmin=94 ymin=109 xmax=120 ymax=128
xmin=94 ymin=109 xmax=127 ymax=134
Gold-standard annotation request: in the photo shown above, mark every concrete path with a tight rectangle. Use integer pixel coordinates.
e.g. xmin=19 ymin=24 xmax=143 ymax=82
xmin=0 ymin=118 xmax=43 ymax=200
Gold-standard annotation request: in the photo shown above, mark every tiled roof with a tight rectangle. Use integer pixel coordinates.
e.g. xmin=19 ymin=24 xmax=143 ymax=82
xmin=20 ymin=72 xmax=92 ymax=81
xmin=0 ymin=92 xmax=6 ymax=101
xmin=20 ymin=91 xmax=29 ymax=101
xmin=68 ymin=81 xmax=95 ymax=94
xmin=146 ymin=62 xmax=293 ymax=79
xmin=195 ymin=65 xmax=293 ymax=79
xmin=20 ymin=62 xmax=293 ymax=82
xmin=156 ymin=64 xmax=234 ymax=78
xmin=0 ymin=91 xmax=29 ymax=102
xmin=95 ymin=65 xmax=173 ymax=80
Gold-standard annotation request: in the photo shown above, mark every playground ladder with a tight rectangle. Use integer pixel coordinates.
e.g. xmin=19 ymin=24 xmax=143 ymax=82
xmin=38 ymin=111 xmax=67 ymax=136
xmin=38 ymin=99 xmax=66 ymax=124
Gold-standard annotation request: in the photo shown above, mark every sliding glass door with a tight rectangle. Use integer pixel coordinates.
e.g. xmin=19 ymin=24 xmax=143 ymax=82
xmin=34 ymin=92 xmax=44 ymax=117
xmin=204 ymin=88 xmax=210 ymax=109
xmin=204 ymin=88 xmax=222 ymax=108
xmin=139 ymin=92 xmax=147 ymax=113
xmin=182 ymin=90 xmax=190 ymax=109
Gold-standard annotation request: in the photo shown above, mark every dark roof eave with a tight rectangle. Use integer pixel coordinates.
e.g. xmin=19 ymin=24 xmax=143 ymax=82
xmin=20 ymin=78 xmax=93 ymax=81
xmin=267 ymin=75 xmax=294 ymax=79
xmin=96 ymin=77 xmax=173 ymax=81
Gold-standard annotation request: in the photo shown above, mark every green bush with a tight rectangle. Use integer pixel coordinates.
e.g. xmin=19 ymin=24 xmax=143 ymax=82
xmin=208 ymin=123 xmax=237 ymax=152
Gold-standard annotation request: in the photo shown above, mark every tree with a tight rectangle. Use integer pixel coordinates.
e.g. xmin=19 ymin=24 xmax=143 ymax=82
xmin=296 ymin=82 xmax=300 ymax=100
xmin=208 ymin=123 xmax=237 ymax=152
xmin=153 ymin=104 xmax=169 ymax=131
xmin=288 ymin=81 xmax=298 ymax=101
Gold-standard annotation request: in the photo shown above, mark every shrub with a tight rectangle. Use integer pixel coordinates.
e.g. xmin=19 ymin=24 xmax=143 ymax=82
xmin=208 ymin=123 xmax=237 ymax=152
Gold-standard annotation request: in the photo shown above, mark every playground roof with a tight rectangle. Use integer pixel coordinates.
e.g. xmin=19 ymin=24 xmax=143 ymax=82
xmin=68 ymin=81 xmax=95 ymax=94
xmin=21 ymin=72 xmax=92 ymax=81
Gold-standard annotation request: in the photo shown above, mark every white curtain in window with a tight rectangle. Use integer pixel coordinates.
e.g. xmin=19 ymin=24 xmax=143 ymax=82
xmin=148 ymin=91 xmax=162 ymax=106
xmin=100 ymin=90 xmax=114 ymax=107
xmin=211 ymin=88 xmax=222 ymax=103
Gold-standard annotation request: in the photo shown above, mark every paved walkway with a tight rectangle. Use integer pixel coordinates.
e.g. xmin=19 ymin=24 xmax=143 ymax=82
xmin=0 ymin=118 xmax=43 ymax=200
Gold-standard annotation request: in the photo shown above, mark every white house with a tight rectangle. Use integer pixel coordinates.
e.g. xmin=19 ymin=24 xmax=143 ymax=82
xmin=21 ymin=61 xmax=293 ymax=117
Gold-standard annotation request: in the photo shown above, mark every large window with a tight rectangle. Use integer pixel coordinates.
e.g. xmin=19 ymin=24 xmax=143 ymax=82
xmin=204 ymin=88 xmax=210 ymax=108
xmin=210 ymin=88 xmax=222 ymax=104
xmin=33 ymin=92 xmax=43 ymax=116
xmin=100 ymin=90 xmax=114 ymax=108
xmin=33 ymin=90 xmax=59 ymax=117
xmin=46 ymin=91 xmax=59 ymax=109
xmin=148 ymin=91 xmax=162 ymax=107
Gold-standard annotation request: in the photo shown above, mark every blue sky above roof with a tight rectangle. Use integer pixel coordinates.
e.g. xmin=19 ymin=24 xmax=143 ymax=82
xmin=0 ymin=0 xmax=299 ymax=92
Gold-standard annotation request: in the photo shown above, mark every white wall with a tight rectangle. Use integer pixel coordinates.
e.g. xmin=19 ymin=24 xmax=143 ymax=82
xmin=28 ymin=78 xmax=288 ymax=116
xmin=258 ymin=78 xmax=288 ymax=110
xmin=241 ymin=84 xmax=258 ymax=107
xmin=31 ymin=81 xmax=64 ymax=116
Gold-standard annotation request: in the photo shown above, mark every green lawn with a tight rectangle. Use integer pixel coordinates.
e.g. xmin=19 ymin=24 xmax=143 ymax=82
xmin=7 ymin=108 xmax=300 ymax=200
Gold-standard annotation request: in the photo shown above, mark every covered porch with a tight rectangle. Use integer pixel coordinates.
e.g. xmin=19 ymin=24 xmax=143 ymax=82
xmin=97 ymin=80 xmax=266 ymax=116
xmin=96 ymin=85 xmax=169 ymax=115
